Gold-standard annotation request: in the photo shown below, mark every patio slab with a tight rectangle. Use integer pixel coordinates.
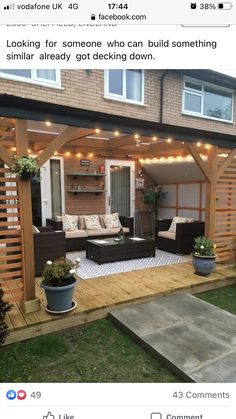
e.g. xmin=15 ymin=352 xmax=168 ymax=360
xmin=110 ymin=293 xmax=236 ymax=382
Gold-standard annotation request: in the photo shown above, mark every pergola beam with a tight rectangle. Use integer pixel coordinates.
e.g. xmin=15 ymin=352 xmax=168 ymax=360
xmin=15 ymin=119 xmax=40 ymax=313
xmin=0 ymin=144 xmax=13 ymax=168
xmin=205 ymin=146 xmax=218 ymax=239
xmin=37 ymin=126 xmax=78 ymax=167
xmin=185 ymin=143 xmax=211 ymax=182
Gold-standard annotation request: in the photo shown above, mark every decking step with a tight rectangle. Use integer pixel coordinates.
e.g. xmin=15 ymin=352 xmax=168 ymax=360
xmin=110 ymin=293 xmax=236 ymax=382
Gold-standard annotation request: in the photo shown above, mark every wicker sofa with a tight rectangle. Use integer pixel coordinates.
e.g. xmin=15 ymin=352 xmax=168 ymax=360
xmin=46 ymin=215 xmax=134 ymax=252
xmin=155 ymin=218 xmax=205 ymax=254
xmin=34 ymin=226 xmax=66 ymax=276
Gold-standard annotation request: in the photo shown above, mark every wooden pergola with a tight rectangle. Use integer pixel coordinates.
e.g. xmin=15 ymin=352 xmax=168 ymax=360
xmin=0 ymin=95 xmax=236 ymax=313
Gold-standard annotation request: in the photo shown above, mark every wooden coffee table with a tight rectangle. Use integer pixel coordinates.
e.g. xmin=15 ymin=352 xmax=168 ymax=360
xmin=86 ymin=237 xmax=156 ymax=264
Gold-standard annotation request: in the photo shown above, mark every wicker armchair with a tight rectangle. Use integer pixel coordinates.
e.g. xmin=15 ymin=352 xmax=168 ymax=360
xmin=155 ymin=219 xmax=205 ymax=254
xmin=34 ymin=226 xmax=66 ymax=276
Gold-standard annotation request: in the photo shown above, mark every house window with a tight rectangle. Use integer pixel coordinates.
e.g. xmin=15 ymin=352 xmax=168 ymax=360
xmin=105 ymin=69 xmax=144 ymax=104
xmin=183 ymin=78 xmax=233 ymax=122
xmin=0 ymin=69 xmax=61 ymax=88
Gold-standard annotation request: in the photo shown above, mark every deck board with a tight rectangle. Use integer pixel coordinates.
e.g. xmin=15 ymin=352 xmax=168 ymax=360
xmin=5 ymin=261 xmax=236 ymax=345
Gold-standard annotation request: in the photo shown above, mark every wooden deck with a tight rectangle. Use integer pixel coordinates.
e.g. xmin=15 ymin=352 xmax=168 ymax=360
xmin=5 ymin=261 xmax=236 ymax=345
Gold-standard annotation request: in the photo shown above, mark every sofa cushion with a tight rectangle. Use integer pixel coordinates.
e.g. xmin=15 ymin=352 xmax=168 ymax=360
xmin=84 ymin=215 xmax=102 ymax=230
xmin=87 ymin=228 xmax=110 ymax=236
xmin=158 ymin=231 xmax=176 ymax=240
xmin=102 ymin=213 xmax=122 ymax=229
xmin=65 ymin=229 xmax=88 ymax=238
xmin=32 ymin=225 xmax=40 ymax=233
xmin=55 ymin=215 xmax=63 ymax=221
xmin=62 ymin=214 xmax=78 ymax=231
xmin=168 ymin=216 xmax=194 ymax=233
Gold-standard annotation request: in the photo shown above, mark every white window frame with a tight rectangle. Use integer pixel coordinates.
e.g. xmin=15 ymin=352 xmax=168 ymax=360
xmin=104 ymin=69 xmax=145 ymax=105
xmin=182 ymin=77 xmax=234 ymax=123
xmin=0 ymin=69 xmax=61 ymax=89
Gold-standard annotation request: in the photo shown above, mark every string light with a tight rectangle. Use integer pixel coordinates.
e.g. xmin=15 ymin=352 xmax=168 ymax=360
xmin=45 ymin=121 xmax=51 ymax=127
xmin=197 ymin=142 xmax=201 ymax=147
xmin=114 ymin=131 xmax=120 ymax=136
xmin=54 ymin=151 xmax=58 ymax=155
xmin=65 ymin=151 xmax=71 ymax=156
xmin=76 ymin=152 xmax=82 ymax=157
xmin=11 ymin=147 xmax=16 ymax=152
xmin=88 ymin=152 xmax=94 ymax=158
xmin=152 ymin=136 xmax=157 ymax=141
xmin=167 ymin=138 xmax=172 ymax=143
xmin=95 ymin=128 xmax=100 ymax=134
xmin=205 ymin=144 xmax=211 ymax=150
xmin=27 ymin=149 xmax=31 ymax=153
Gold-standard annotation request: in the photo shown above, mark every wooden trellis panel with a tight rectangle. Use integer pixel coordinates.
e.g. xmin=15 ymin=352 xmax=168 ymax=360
xmin=214 ymin=153 xmax=236 ymax=262
xmin=0 ymin=164 xmax=24 ymax=301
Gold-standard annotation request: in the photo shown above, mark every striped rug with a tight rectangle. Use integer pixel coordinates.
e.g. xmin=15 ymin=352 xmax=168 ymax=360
xmin=67 ymin=249 xmax=188 ymax=279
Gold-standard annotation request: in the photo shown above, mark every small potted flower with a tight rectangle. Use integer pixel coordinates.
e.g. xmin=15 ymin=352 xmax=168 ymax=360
xmin=11 ymin=156 xmax=40 ymax=180
xmin=41 ymin=257 xmax=80 ymax=313
xmin=192 ymin=236 xmax=216 ymax=276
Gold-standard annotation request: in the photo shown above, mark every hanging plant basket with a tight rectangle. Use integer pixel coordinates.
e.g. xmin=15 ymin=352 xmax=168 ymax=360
xmin=10 ymin=156 xmax=40 ymax=180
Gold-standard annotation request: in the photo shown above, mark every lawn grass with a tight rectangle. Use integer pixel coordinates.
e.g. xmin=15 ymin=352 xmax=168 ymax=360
xmin=1 ymin=284 xmax=236 ymax=383
xmin=0 ymin=318 xmax=182 ymax=383
xmin=197 ymin=284 xmax=236 ymax=314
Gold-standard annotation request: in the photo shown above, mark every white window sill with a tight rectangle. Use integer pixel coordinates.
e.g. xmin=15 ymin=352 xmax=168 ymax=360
xmin=182 ymin=111 xmax=234 ymax=125
xmin=104 ymin=95 xmax=146 ymax=107
xmin=0 ymin=74 xmax=63 ymax=90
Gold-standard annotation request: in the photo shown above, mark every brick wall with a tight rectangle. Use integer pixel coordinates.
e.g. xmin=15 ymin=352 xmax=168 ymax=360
xmin=63 ymin=155 xmax=155 ymax=216
xmin=1 ymin=70 xmax=235 ymax=135
xmin=0 ymin=70 xmax=160 ymax=122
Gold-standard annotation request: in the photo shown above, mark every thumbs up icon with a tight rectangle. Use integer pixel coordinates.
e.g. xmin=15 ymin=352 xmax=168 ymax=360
xmin=43 ymin=412 xmax=55 ymax=419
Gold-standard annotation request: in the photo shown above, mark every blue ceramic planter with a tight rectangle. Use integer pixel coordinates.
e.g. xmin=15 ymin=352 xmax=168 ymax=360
xmin=41 ymin=279 xmax=77 ymax=312
xmin=192 ymin=255 xmax=216 ymax=276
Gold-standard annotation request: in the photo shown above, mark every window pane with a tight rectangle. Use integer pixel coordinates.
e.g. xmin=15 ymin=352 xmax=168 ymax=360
xmin=185 ymin=81 xmax=202 ymax=91
xmin=50 ymin=159 xmax=62 ymax=217
xmin=108 ymin=70 xmax=123 ymax=95
xmin=204 ymin=87 xmax=232 ymax=120
xmin=1 ymin=69 xmax=31 ymax=78
xmin=126 ymin=70 xmax=142 ymax=102
xmin=36 ymin=69 xmax=57 ymax=81
xmin=184 ymin=92 xmax=202 ymax=113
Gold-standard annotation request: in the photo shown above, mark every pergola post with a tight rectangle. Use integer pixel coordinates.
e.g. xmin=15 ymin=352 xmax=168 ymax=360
xmin=15 ymin=119 xmax=40 ymax=313
xmin=205 ymin=146 xmax=218 ymax=239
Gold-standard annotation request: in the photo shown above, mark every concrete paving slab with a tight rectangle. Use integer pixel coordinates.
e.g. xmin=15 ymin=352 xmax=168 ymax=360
xmin=110 ymin=293 xmax=236 ymax=382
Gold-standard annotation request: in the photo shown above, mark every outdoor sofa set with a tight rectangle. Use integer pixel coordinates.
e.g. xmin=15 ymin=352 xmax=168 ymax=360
xmin=33 ymin=214 xmax=204 ymax=275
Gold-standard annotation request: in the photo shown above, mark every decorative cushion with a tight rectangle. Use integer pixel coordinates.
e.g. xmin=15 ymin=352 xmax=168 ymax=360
xmin=84 ymin=215 xmax=102 ymax=230
xmin=99 ymin=215 xmax=107 ymax=228
xmin=168 ymin=216 xmax=194 ymax=233
xmin=62 ymin=214 xmax=78 ymax=231
xmin=158 ymin=231 xmax=176 ymax=240
xmin=78 ymin=215 xmax=86 ymax=230
xmin=55 ymin=215 xmax=62 ymax=221
xmin=102 ymin=213 xmax=122 ymax=229
xmin=32 ymin=225 xmax=40 ymax=233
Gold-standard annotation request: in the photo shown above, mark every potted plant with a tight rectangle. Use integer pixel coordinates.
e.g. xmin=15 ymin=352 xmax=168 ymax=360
xmin=192 ymin=236 xmax=216 ymax=276
xmin=41 ymin=257 xmax=80 ymax=313
xmin=11 ymin=156 xmax=40 ymax=180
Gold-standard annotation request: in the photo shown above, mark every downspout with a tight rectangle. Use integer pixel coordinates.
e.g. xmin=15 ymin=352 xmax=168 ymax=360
xmin=160 ymin=70 xmax=169 ymax=124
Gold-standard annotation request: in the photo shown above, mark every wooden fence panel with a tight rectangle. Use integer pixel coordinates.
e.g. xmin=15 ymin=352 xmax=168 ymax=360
xmin=215 ymin=153 xmax=236 ymax=262
xmin=0 ymin=163 xmax=24 ymax=301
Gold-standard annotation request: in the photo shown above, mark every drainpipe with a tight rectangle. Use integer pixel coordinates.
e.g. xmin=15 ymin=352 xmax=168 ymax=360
xmin=160 ymin=70 xmax=169 ymax=124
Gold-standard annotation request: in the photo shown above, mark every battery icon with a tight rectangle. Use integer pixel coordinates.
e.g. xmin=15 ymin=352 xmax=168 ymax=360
xmin=218 ymin=2 xmax=233 ymax=9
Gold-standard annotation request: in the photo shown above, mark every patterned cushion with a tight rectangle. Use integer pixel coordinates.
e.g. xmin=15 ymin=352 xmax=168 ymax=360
xmin=102 ymin=213 xmax=122 ymax=229
xmin=55 ymin=215 xmax=62 ymax=221
xmin=78 ymin=215 xmax=86 ymax=230
xmin=84 ymin=215 xmax=102 ymax=230
xmin=99 ymin=215 xmax=107 ymax=228
xmin=168 ymin=216 xmax=194 ymax=233
xmin=62 ymin=214 xmax=78 ymax=231
xmin=32 ymin=225 xmax=40 ymax=233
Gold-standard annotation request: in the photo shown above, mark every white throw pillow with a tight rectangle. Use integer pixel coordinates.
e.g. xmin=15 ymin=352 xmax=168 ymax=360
xmin=62 ymin=214 xmax=78 ymax=231
xmin=168 ymin=216 xmax=193 ymax=233
xmin=32 ymin=225 xmax=40 ymax=233
xmin=84 ymin=215 xmax=102 ymax=230
xmin=102 ymin=213 xmax=122 ymax=229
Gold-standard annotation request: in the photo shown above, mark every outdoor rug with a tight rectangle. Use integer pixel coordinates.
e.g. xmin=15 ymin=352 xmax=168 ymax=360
xmin=67 ymin=249 xmax=188 ymax=279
